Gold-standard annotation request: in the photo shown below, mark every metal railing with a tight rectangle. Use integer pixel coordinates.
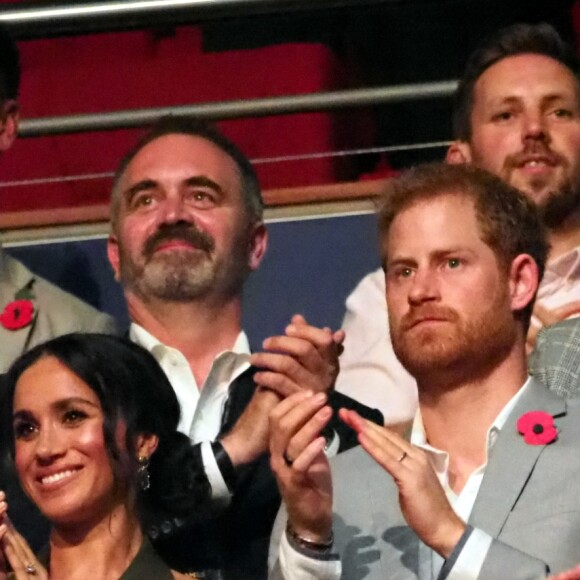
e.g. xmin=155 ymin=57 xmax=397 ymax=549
xmin=0 ymin=0 xmax=397 ymax=38
xmin=20 ymin=80 xmax=457 ymax=137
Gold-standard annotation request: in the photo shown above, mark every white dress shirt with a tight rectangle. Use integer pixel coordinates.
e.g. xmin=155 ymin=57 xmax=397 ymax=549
xmin=335 ymin=268 xmax=418 ymax=422
xmin=533 ymin=245 xmax=580 ymax=329
xmin=411 ymin=380 xmax=528 ymax=579
xmin=130 ymin=323 xmax=251 ymax=500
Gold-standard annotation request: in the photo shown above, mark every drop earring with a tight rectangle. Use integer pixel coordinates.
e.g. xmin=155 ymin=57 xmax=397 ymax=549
xmin=138 ymin=455 xmax=150 ymax=491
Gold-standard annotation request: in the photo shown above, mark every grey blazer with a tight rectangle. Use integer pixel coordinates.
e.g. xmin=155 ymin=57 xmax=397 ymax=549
xmin=0 ymin=250 xmax=117 ymax=372
xmin=530 ymin=317 xmax=580 ymax=398
xmin=324 ymin=379 xmax=580 ymax=578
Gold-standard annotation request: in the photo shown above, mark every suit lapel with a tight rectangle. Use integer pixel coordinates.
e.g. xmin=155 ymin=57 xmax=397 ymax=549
xmin=469 ymin=379 xmax=566 ymax=536
xmin=0 ymin=251 xmax=38 ymax=371
xmin=218 ymin=365 xmax=258 ymax=437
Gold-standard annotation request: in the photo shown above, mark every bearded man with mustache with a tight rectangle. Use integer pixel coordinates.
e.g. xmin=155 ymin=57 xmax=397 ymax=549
xmin=103 ymin=116 xmax=381 ymax=579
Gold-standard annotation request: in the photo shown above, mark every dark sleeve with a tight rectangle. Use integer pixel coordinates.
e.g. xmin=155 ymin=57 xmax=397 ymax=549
xmin=326 ymin=390 xmax=384 ymax=452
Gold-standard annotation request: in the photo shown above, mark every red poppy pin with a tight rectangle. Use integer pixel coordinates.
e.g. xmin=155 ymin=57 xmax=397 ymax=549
xmin=517 ymin=411 xmax=558 ymax=446
xmin=0 ymin=299 xmax=35 ymax=330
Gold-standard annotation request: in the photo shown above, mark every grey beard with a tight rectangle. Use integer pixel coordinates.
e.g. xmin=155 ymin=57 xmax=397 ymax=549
xmin=136 ymin=257 xmax=215 ymax=302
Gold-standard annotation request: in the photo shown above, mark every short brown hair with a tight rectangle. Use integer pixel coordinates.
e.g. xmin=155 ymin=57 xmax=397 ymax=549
xmin=453 ymin=23 xmax=580 ymax=141
xmin=378 ymin=163 xmax=549 ymax=328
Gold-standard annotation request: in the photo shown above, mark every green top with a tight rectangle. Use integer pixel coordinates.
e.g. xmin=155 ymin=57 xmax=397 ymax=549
xmin=35 ymin=538 xmax=174 ymax=580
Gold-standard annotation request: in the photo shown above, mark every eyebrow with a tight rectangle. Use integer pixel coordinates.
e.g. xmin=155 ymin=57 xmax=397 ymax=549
xmin=123 ymin=175 xmax=225 ymax=206
xmin=13 ymin=396 xmax=100 ymax=421
xmin=487 ymin=93 xmax=575 ymax=108
xmin=387 ymin=248 xmax=475 ymax=268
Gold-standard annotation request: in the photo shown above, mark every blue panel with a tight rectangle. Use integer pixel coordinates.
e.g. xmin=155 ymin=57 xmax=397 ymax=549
xmin=7 ymin=212 xmax=380 ymax=347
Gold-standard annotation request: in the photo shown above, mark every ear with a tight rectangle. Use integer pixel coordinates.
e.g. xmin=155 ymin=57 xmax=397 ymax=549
xmin=446 ymin=140 xmax=472 ymax=165
xmin=508 ymin=254 xmax=539 ymax=314
xmin=0 ymin=100 xmax=19 ymax=152
xmin=107 ymin=234 xmax=121 ymax=282
xmin=248 ymin=222 xmax=268 ymax=271
xmin=136 ymin=432 xmax=159 ymax=459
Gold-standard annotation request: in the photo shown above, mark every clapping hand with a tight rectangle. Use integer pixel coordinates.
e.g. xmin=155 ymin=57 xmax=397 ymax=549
xmin=269 ymin=391 xmax=333 ymax=542
xmin=251 ymin=314 xmax=344 ymax=397
xmin=340 ymin=409 xmax=465 ymax=558
xmin=0 ymin=492 xmax=47 ymax=580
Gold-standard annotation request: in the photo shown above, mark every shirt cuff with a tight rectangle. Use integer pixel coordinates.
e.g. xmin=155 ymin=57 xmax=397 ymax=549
xmin=440 ymin=526 xmax=493 ymax=580
xmin=278 ymin=530 xmax=341 ymax=580
xmin=324 ymin=430 xmax=340 ymax=458
xmin=200 ymin=440 xmax=231 ymax=504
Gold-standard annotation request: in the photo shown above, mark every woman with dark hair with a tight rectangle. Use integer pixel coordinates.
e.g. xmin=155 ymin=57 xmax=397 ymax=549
xmin=0 ymin=333 xmax=210 ymax=579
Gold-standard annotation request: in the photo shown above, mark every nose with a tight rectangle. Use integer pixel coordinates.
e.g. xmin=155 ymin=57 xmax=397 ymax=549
xmin=159 ymin=193 xmax=192 ymax=226
xmin=34 ymin=423 xmax=66 ymax=465
xmin=522 ymin=111 xmax=549 ymax=144
xmin=407 ymin=268 xmax=440 ymax=306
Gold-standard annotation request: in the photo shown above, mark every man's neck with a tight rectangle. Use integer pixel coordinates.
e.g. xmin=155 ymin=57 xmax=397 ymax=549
xmin=548 ymin=210 xmax=580 ymax=261
xmin=127 ymin=291 xmax=243 ymax=387
xmin=417 ymin=346 xmax=527 ymax=493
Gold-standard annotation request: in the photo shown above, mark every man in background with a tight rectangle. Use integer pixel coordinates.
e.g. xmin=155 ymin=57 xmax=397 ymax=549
xmin=337 ymin=23 xmax=580 ymax=418
xmin=0 ymin=27 xmax=115 ymax=373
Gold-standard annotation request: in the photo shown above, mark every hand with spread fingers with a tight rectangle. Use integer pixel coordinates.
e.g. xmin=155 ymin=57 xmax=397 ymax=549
xmin=251 ymin=314 xmax=345 ymax=397
xmin=0 ymin=493 xmax=47 ymax=580
xmin=270 ymin=391 xmax=333 ymax=543
xmin=340 ymin=409 xmax=466 ymax=558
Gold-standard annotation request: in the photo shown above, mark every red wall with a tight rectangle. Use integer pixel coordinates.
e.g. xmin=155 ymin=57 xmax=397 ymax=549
xmin=1 ymin=26 xmax=370 ymax=213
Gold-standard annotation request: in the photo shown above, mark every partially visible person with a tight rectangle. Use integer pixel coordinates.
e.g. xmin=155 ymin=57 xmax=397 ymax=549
xmin=530 ymin=317 xmax=580 ymax=396
xmin=0 ymin=334 xmax=212 ymax=578
xmin=336 ymin=22 xmax=580 ymax=418
xmin=270 ymin=163 xmax=580 ymax=578
xmin=336 ymin=269 xmax=417 ymax=423
xmin=0 ymin=27 xmax=115 ymax=373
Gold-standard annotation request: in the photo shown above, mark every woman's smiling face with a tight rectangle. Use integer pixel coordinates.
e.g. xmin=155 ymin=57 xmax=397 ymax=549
xmin=12 ymin=356 xmax=127 ymax=528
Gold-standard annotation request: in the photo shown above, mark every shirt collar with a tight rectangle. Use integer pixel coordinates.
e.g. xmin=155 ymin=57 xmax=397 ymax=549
xmin=129 ymin=322 xmax=251 ymax=361
xmin=541 ymin=246 xmax=580 ymax=288
xmin=410 ymin=376 xmax=532 ymax=455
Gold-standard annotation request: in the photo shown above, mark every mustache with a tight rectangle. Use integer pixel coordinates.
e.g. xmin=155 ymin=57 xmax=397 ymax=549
xmin=505 ymin=142 xmax=565 ymax=169
xmin=143 ymin=223 xmax=215 ymax=258
xmin=400 ymin=305 xmax=458 ymax=331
